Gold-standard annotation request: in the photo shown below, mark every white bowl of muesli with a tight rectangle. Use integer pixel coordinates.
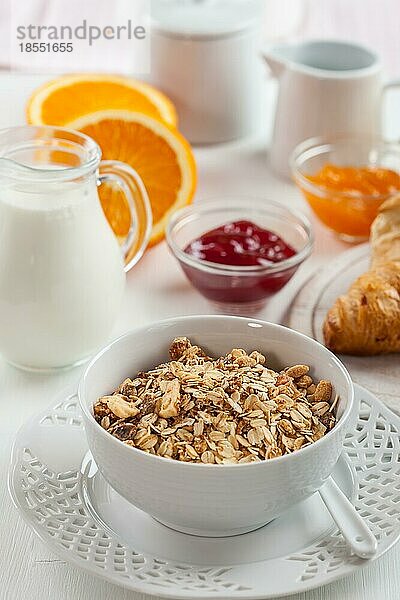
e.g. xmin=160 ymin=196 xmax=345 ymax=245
xmin=79 ymin=315 xmax=355 ymax=537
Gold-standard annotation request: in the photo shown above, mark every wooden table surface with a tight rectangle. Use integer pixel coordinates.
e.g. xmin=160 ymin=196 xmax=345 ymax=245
xmin=1 ymin=73 xmax=400 ymax=600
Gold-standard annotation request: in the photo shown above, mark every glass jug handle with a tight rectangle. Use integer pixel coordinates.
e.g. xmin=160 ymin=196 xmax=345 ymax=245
xmin=98 ymin=160 xmax=152 ymax=272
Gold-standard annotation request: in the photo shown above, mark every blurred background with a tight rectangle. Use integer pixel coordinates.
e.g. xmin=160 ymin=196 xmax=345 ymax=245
xmin=1 ymin=0 xmax=399 ymax=77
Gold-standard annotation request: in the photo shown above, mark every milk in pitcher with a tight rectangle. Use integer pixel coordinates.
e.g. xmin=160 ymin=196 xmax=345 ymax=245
xmin=0 ymin=179 xmax=125 ymax=369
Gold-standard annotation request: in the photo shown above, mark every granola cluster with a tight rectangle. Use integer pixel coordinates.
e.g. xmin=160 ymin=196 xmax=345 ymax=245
xmin=93 ymin=337 xmax=337 ymax=464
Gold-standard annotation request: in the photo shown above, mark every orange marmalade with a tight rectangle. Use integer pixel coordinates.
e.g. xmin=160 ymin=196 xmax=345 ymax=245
xmin=301 ymin=164 xmax=400 ymax=239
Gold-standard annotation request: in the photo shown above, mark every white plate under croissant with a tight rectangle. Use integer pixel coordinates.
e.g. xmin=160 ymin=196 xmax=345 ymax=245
xmin=287 ymin=244 xmax=400 ymax=414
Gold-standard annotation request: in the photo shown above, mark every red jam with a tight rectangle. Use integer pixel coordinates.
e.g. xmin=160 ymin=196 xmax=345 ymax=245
xmin=184 ymin=220 xmax=296 ymax=266
xmin=181 ymin=221 xmax=299 ymax=307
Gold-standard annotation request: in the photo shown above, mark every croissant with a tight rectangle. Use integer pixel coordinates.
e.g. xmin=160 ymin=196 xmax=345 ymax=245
xmin=323 ymin=194 xmax=400 ymax=355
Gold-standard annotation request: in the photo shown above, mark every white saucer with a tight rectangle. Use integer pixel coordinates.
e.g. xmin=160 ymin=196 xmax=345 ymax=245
xmin=9 ymin=384 xmax=400 ymax=599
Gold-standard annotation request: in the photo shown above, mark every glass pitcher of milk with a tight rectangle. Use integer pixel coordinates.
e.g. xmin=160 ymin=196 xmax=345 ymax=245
xmin=0 ymin=125 xmax=152 ymax=371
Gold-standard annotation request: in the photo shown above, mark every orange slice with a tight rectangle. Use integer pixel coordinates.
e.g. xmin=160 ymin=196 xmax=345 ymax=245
xmin=67 ymin=110 xmax=196 ymax=246
xmin=27 ymin=74 xmax=177 ymax=128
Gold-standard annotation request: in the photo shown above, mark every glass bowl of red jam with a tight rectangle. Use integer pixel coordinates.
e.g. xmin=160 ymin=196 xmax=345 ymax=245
xmin=166 ymin=197 xmax=313 ymax=314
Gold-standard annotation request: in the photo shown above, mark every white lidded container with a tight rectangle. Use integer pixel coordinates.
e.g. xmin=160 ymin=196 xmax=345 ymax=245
xmin=150 ymin=0 xmax=263 ymax=144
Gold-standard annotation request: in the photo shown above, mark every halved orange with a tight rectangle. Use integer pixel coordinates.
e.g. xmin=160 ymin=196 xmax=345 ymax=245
xmin=27 ymin=74 xmax=177 ymax=128
xmin=67 ymin=110 xmax=196 ymax=247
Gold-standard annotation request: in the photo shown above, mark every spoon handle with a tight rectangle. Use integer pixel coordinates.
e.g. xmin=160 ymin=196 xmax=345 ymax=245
xmin=319 ymin=476 xmax=377 ymax=559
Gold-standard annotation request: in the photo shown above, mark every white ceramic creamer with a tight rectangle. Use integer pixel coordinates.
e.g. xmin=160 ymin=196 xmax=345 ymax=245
xmin=263 ymin=40 xmax=400 ymax=177
xmin=0 ymin=126 xmax=152 ymax=370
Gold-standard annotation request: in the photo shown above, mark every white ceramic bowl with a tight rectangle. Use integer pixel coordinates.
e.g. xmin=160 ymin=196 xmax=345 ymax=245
xmin=79 ymin=316 xmax=355 ymax=537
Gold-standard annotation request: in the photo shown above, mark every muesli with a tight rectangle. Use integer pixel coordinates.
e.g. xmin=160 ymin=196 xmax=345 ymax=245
xmin=93 ymin=337 xmax=337 ymax=464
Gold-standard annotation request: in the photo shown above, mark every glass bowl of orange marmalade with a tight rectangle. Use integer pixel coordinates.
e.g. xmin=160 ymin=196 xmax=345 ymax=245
xmin=291 ymin=136 xmax=400 ymax=242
